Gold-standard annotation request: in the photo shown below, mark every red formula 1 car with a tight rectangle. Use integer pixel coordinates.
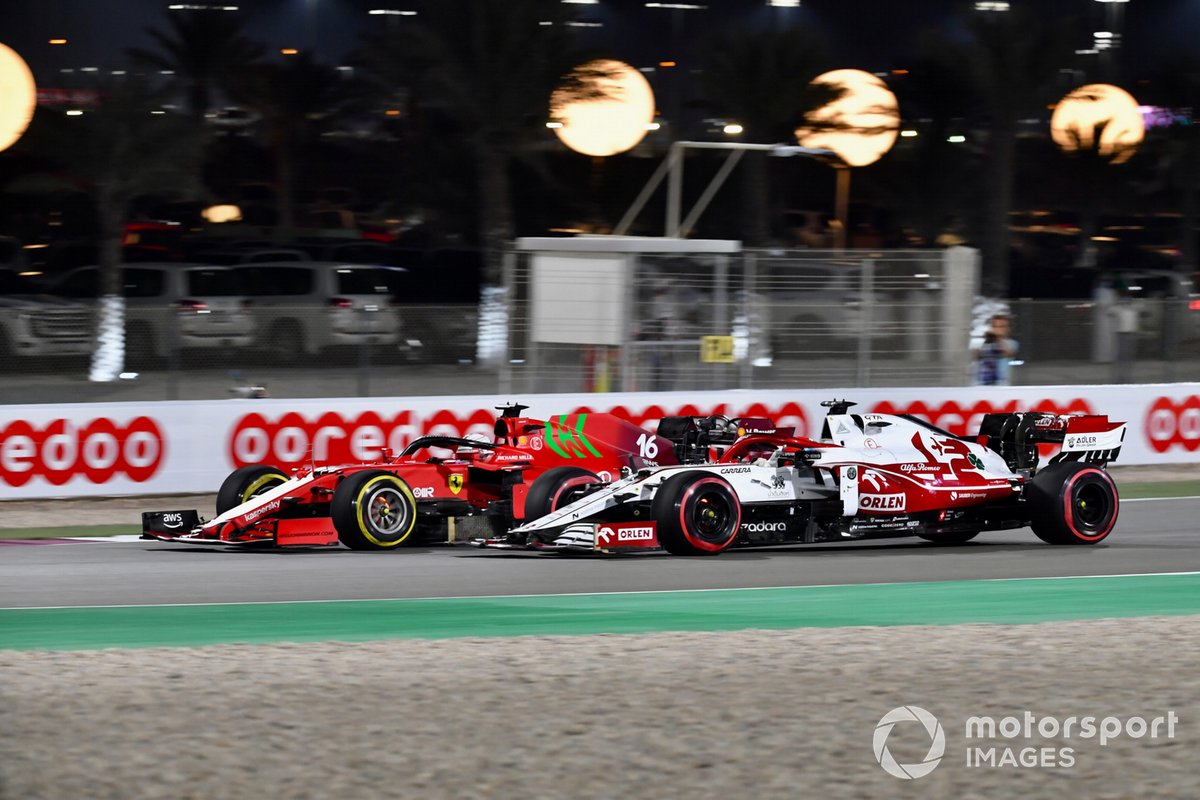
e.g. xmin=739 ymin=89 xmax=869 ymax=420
xmin=502 ymin=400 xmax=1128 ymax=555
xmin=141 ymin=405 xmax=775 ymax=549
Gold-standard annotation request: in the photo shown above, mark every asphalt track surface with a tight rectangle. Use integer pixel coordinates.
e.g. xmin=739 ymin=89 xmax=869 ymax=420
xmin=2 ymin=497 xmax=1197 ymax=610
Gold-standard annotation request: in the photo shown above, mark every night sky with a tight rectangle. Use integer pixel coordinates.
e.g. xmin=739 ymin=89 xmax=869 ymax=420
xmin=5 ymin=0 xmax=1198 ymax=89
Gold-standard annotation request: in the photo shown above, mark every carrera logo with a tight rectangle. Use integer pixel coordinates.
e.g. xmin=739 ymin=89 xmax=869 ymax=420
xmin=740 ymin=520 xmax=787 ymax=533
xmin=719 ymin=467 xmax=751 ymax=474
xmin=0 ymin=416 xmax=165 ymax=487
xmin=412 ymin=486 xmax=435 ymax=498
xmin=1146 ymin=396 xmax=1200 ymax=453
xmin=860 ymin=494 xmax=906 ymax=511
xmin=242 ymin=499 xmax=280 ymax=522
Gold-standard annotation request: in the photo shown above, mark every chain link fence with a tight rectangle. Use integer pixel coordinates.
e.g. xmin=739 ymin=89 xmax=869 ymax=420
xmin=499 ymin=246 xmax=975 ymax=393
xmin=2 ymin=245 xmax=1200 ymax=404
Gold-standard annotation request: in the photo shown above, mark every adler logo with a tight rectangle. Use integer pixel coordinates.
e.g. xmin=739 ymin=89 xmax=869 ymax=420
xmin=740 ymin=521 xmax=787 ymax=533
xmin=861 ymin=494 xmax=906 ymax=511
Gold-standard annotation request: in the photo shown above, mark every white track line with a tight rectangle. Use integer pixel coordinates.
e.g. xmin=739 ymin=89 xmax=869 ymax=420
xmin=4 ymin=571 xmax=1199 ymax=612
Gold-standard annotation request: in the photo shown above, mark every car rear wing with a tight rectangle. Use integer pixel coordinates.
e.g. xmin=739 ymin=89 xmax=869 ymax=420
xmin=978 ymin=412 xmax=1126 ymax=471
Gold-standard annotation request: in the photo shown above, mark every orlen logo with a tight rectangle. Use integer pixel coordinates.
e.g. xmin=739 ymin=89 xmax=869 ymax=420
xmin=861 ymin=493 xmax=906 ymax=511
xmin=0 ymin=416 xmax=164 ymax=487
xmin=228 ymin=409 xmax=497 ymax=468
xmin=1145 ymin=396 xmax=1200 ymax=453
xmin=597 ymin=524 xmax=656 ymax=545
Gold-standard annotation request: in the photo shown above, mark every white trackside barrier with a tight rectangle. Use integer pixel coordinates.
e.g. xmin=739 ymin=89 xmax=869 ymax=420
xmin=1 ymin=384 xmax=1197 ymax=499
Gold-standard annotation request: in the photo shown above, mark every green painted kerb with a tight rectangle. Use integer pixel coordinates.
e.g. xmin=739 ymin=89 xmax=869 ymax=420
xmin=2 ymin=573 xmax=1198 ymax=651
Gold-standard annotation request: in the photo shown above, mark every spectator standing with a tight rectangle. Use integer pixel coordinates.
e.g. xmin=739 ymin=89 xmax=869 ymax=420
xmin=974 ymin=313 xmax=1018 ymax=386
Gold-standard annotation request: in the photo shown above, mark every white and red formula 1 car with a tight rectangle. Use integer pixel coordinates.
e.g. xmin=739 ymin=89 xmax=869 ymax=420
xmin=495 ymin=399 xmax=1127 ymax=555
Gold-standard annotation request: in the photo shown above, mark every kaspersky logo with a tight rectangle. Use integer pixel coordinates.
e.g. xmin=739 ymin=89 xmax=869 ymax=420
xmin=544 ymin=414 xmax=602 ymax=459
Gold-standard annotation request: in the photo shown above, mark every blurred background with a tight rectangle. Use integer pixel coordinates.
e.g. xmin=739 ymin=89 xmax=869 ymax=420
xmin=2 ymin=0 xmax=1200 ymax=402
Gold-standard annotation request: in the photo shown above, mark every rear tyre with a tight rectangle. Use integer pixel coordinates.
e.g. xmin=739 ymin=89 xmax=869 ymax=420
xmin=331 ymin=470 xmax=418 ymax=550
xmin=216 ymin=464 xmax=289 ymax=515
xmin=651 ymin=471 xmax=741 ymax=556
xmin=524 ymin=466 xmax=602 ymax=522
xmin=1026 ymin=462 xmax=1118 ymax=545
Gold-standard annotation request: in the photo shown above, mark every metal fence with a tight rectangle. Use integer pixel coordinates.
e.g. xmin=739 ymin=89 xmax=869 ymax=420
xmin=499 ymin=247 xmax=975 ymax=393
xmin=3 ymin=246 xmax=1200 ymax=404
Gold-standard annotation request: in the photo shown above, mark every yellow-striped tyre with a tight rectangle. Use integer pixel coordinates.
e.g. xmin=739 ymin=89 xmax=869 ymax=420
xmin=216 ymin=465 xmax=289 ymax=515
xmin=331 ymin=470 xmax=418 ymax=550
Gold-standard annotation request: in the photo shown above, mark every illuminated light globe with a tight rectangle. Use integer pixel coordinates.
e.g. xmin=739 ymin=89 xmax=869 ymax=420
xmin=1050 ymin=84 xmax=1144 ymax=165
xmin=202 ymin=204 xmax=243 ymax=223
xmin=794 ymin=69 xmax=900 ymax=167
xmin=550 ymin=59 xmax=656 ymax=157
xmin=0 ymin=43 xmax=37 ymax=153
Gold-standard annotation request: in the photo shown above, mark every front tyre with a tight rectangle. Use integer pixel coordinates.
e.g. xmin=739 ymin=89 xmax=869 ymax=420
xmin=216 ymin=465 xmax=289 ymax=515
xmin=523 ymin=466 xmax=602 ymax=522
xmin=1026 ymin=462 xmax=1119 ymax=545
xmin=651 ymin=472 xmax=741 ymax=556
xmin=331 ymin=470 xmax=418 ymax=550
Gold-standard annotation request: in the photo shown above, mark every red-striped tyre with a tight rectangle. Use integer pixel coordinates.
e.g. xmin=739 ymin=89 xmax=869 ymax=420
xmin=524 ymin=466 xmax=603 ymax=522
xmin=1026 ymin=462 xmax=1119 ymax=545
xmin=651 ymin=471 xmax=741 ymax=556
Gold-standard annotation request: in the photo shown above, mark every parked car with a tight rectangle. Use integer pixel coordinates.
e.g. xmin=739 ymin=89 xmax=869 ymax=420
xmin=50 ymin=263 xmax=253 ymax=364
xmin=190 ymin=247 xmax=310 ymax=265
xmin=232 ymin=261 xmax=406 ymax=360
xmin=0 ymin=267 xmax=94 ymax=361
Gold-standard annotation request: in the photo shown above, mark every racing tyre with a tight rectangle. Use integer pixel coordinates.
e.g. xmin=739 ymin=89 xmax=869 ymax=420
xmin=216 ymin=465 xmax=289 ymax=515
xmin=651 ymin=471 xmax=741 ymax=556
xmin=331 ymin=470 xmax=418 ymax=550
xmin=524 ymin=466 xmax=603 ymax=522
xmin=1026 ymin=462 xmax=1118 ymax=545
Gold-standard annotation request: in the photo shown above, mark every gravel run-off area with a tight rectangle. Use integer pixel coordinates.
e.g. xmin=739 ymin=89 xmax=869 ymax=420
xmin=1 ymin=616 xmax=1196 ymax=799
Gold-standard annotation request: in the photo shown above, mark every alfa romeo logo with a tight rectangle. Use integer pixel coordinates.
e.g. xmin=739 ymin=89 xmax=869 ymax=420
xmin=873 ymin=706 xmax=945 ymax=779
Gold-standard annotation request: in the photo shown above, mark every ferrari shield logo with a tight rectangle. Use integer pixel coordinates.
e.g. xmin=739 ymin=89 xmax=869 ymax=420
xmin=448 ymin=474 xmax=464 ymax=495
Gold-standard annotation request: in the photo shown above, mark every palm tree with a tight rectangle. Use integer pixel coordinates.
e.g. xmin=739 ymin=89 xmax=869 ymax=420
xmin=20 ymin=76 xmax=204 ymax=381
xmin=230 ymin=54 xmax=351 ymax=242
xmin=934 ymin=9 xmax=1076 ymax=295
xmin=127 ymin=9 xmax=265 ymax=120
xmin=356 ymin=0 xmax=592 ymax=280
xmin=866 ymin=56 xmax=977 ymax=246
xmin=700 ymin=26 xmax=835 ymax=245
xmin=1147 ymin=59 xmax=1200 ymax=274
